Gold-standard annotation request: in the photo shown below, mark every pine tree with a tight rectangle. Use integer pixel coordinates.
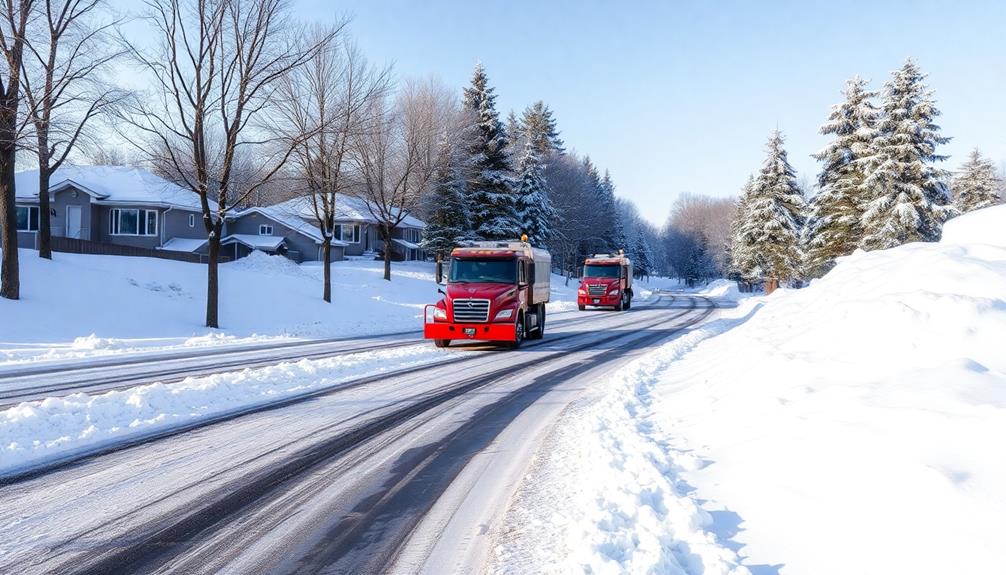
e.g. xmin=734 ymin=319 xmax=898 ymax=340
xmin=740 ymin=131 xmax=805 ymax=284
xmin=952 ymin=148 xmax=1002 ymax=213
xmin=599 ymin=170 xmax=626 ymax=253
xmin=514 ymin=140 xmax=557 ymax=245
xmin=421 ymin=135 xmax=471 ymax=260
xmin=804 ymin=76 xmax=879 ymax=278
xmin=860 ymin=60 xmax=955 ymax=250
xmin=462 ymin=64 xmax=519 ymax=241
xmin=505 ymin=110 xmax=523 ymax=159
xmin=729 ymin=175 xmax=758 ymax=283
xmin=520 ymin=100 xmax=564 ymax=157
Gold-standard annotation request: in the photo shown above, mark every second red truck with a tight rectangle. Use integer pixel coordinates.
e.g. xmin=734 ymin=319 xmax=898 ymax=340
xmin=577 ymin=252 xmax=634 ymax=311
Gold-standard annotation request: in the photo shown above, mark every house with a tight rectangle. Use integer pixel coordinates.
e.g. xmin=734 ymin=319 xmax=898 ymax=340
xmin=13 ymin=165 xmax=211 ymax=255
xmin=10 ymin=164 xmax=426 ymax=264
xmin=228 ymin=195 xmax=427 ymax=263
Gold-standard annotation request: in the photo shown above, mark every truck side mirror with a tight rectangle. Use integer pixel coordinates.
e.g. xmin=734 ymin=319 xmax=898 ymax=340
xmin=527 ymin=262 xmax=536 ymax=286
xmin=438 ymin=287 xmax=447 ymax=297
xmin=435 ymin=260 xmax=444 ymax=284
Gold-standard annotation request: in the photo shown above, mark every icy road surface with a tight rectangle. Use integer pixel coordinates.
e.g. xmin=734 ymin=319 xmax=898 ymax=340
xmin=0 ymin=293 xmax=719 ymax=575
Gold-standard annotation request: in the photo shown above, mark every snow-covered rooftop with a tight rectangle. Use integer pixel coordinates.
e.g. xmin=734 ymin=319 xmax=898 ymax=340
xmin=159 ymin=238 xmax=208 ymax=253
xmin=221 ymin=234 xmax=286 ymax=251
xmin=257 ymin=195 xmax=425 ymax=230
xmin=239 ymin=200 xmax=348 ymax=247
xmin=14 ymin=165 xmax=213 ymax=211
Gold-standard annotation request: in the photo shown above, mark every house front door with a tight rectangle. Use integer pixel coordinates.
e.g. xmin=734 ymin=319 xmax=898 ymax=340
xmin=66 ymin=205 xmax=82 ymax=239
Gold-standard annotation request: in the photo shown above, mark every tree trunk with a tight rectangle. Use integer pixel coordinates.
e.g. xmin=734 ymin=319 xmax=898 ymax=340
xmin=37 ymin=163 xmax=52 ymax=259
xmin=205 ymin=228 xmax=221 ymax=328
xmin=381 ymin=223 xmax=391 ymax=281
xmin=0 ymin=146 xmax=19 ymax=300
xmin=322 ymin=240 xmax=331 ymax=302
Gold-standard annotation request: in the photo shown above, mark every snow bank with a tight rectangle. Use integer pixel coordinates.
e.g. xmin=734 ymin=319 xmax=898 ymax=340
xmin=493 ymin=302 xmax=758 ymax=575
xmin=506 ymin=205 xmax=1006 ymax=574
xmin=0 ymin=344 xmax=443 ymax=477
xmin=940 ymin=203 xmax=1006 ymax=247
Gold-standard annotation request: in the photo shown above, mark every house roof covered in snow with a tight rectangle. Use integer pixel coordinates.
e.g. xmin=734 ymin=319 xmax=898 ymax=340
xmin=235 ymin=198 xmax=349 ymax=247
xmin=331 ymin=194 xmax=426 ymax=228
xmin=14 ymin=165 xmax=214 ymax=211
xmin=159 ymin=237 xmax=208 ymax=253
xmin=221 ymin=234 xmax=287 ymax=251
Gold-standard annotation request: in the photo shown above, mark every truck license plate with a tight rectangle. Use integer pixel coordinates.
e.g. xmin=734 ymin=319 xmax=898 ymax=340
xmin=464 ymin=328 xmax=477 ymax=337
xmin=593 ymin=298 xmax=600 ymax=304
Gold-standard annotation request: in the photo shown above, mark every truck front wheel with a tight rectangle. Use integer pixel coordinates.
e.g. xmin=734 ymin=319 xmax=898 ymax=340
xmin=528 ymin=305 xmax=545 ymax=340
xmin=509 ymin=313 xmax=525 ymax=349
xmin=434 ymin=339 xmax=451 ymax=348
xmin=615 ymin=294 xmax=625 ymax=311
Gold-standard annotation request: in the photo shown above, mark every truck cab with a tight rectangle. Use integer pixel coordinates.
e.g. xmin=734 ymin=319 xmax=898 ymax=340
xmin=577 ymin=253 xmax=633 ymax=311
xmin=424 ymin=238 xmax=551 ymax=348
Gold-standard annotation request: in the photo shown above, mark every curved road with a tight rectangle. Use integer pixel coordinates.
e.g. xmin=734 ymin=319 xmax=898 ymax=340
xmin=0 ymin=293 xmax=717 ymax=575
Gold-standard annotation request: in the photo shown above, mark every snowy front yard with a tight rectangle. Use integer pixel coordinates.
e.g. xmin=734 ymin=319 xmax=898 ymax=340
xmin=0 ymin=249 xmax=583 ymax=367
xmin=497 ymin=205 xmax=1006 ymax=575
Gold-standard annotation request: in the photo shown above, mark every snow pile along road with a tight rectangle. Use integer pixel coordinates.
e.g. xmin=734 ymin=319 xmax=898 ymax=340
xmin=500 ymin=204 xmax=1006 ymax=575
xmin=0 ymin=344 xmax=445 ymax=478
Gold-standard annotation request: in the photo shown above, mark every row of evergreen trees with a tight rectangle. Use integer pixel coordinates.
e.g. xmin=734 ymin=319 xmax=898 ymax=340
xmin=730 ymin=60 xmax=1002 ymax=285
xmin=421 ymin=65 xmax=644 ymax=274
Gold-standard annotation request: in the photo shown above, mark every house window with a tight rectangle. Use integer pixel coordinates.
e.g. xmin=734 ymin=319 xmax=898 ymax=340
xmin=109 ymin=208 xmax=158 ymax=236
xmin=259 ymin=224 xmax=274 ymax=235
xmin=15 ymin=206 xmax=39 ymax=232
xmin=338 ymin=224 xmax=360 ymax=243
xmin=188 ymin=214 xmax=195 ymax=227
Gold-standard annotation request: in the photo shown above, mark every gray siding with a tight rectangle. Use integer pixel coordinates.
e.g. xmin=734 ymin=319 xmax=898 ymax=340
xmin=228 ymin=211 xmax=344 ymax=263
xmin=51 ymin=186 xmax=94 ymax=240
xmin=163 ymin=209 xmax=207 ymax=241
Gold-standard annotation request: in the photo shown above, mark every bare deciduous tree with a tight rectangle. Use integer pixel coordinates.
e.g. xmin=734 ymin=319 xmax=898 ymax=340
xmin=272 ymin=29 xmax=389 ymax=301
xmin=21 ymin=0 xmax=125 ymax=259
xmin=352 ymin=77 xmax=454 ymax=281
xmin=0 ymin=0 xmax=33 ymax=300
xmin=118 ymin=0 xmax=332 ymax=327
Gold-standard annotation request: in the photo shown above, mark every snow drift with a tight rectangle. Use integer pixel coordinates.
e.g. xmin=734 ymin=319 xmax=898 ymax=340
xmin=503 ymin=204 xmax=1006 ymax=574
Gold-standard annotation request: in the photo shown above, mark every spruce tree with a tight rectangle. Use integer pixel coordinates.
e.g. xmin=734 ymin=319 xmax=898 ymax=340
xmin=740 ymin=131 xmax=805 ymax=284
xmin=729 ymin=175 xmax=758 ymax=283
xmin=462 ymin=63 xmax=519 ymax=240
xmin=860 ymin=60 xmax=955 ymax=250
xmin=520 ymin=100 xmax=565 ymax=157
xmin=600 ymin=170 xmax=626 ymax=253
xmin=805 ymin=76 xmax=878 ymax=278
xmin=514 ymin=140 xmax=557 ymax=245
xmin=952 ymin=148 xmax=1002 ymax=213
xmin=421 ymin=135 xmax=471 ymax=260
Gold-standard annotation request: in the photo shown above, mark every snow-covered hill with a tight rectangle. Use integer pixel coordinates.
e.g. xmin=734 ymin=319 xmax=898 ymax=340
xmin=0 ymin=249 xmax=581 ymax=367
xmin=500 ymin=204 xmax=1006 ymax=574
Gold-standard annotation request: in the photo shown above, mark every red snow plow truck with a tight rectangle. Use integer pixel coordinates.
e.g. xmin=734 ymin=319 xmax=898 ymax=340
xmin=578 ymin=252 xmax=633 ymax=311
xmin=424 ymin=236 xmax=551 ymax=348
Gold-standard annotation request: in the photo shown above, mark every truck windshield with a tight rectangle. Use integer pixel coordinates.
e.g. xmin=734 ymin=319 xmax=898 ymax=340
xmin=584 ymin=264 xmax=620 ymax=279
xmin=450 ymin=258 xmax=517 ymax=284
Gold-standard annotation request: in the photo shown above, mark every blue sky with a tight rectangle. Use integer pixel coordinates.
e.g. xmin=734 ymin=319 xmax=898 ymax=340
xmin=296 ymin=0 xmax=1006 ymax=225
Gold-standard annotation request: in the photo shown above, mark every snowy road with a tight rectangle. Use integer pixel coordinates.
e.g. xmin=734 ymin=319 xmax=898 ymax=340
xmin=0 ymin=294 xmax=717 ymax=575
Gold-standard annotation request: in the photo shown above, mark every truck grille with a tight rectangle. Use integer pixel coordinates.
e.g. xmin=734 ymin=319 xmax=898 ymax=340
xmin=587 ymin=285 xmax=607 ymax=296
xmin=452 ymin=298 xmax=490 ymax=322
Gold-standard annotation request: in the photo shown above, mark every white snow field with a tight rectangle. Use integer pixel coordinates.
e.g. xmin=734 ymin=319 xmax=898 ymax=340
xmin=498 ymin=204 xmax=1006 ymax=575
xmin=0 ymin=248 xmax=583 ymax=367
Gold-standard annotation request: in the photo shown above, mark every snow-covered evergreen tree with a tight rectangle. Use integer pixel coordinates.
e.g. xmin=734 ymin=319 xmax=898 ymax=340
xmin=860 ymin=60 xmax=955 ymax=250
xmin=505 ymin=110 xmax=523 ymax=160
xmin=739 ymin=131 xmax=805 ymax=284
xmin=520 ymin=101 xmax=564 ymax=157
xmin=599 ymin=170 xmax=626 ymax=252
xmin=804 ymin=76 xmax=878 ymax=278
xmin=421 ymin=135 xmax=471 ymax=260
xmin=514 ymin=140 xmax=557 ymax=245
xmin=462 ymin=64 xmax=519 ymax=240
xmin=728 ymin=175 xmax=758 ymax=282
xmin=952 ymin=148 xmax=1002 ymax=213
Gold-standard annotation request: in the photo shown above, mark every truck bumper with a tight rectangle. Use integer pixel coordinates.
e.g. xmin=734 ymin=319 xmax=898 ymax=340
xmin=578 ymin=294 xmax=620 ymax=307
xmin=424 ymin=322 xmax=516 ymax=342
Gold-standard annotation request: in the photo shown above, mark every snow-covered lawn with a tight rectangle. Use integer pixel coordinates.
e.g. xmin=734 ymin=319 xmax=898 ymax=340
xmin=0 ymin=249 xmax=578 ymax=367
xmin=500 ymin=204 xmax=1006 ymax=574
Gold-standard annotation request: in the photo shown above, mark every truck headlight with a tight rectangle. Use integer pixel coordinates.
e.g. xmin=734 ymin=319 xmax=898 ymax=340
xmin=433 ymin=307 xmax=447 ymax=321
xmin=577 ymin=289 xmax=586 ymax=296
xmin=494 ymin=308 xmax=514 ymax=320
xmin=608 ymin=288 xmax=620 ymax=296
